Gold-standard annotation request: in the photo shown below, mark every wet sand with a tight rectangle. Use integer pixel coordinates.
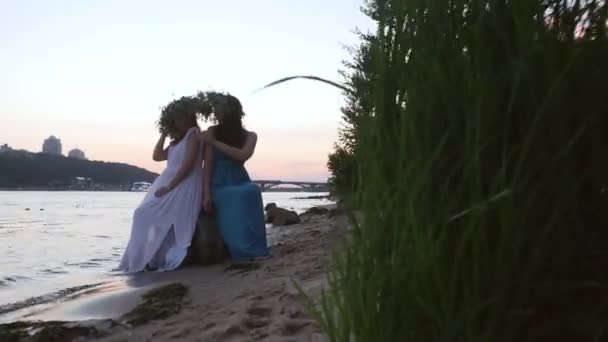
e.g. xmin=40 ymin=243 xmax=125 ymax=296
xmin=1 ymin=208 xmax=347 ymax=341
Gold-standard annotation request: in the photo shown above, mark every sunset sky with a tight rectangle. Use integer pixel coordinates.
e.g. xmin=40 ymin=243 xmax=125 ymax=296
xmin=0 ymin=0 xmax=373 ymax=181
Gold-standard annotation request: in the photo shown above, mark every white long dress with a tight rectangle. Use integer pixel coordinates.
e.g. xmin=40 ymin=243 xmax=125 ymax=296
xmin=118 ymin=127 xmax=203 ymax=273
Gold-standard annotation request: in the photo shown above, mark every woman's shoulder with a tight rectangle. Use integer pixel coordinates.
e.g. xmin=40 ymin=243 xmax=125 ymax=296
xmin=244 ymin=129 xmax=257 ymax=139
xmin=186 ymin=127 xmax=201 ymax=140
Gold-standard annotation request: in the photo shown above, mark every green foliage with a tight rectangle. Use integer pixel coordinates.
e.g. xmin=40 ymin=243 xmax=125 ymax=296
xmin=326 ymin=33 xmax=377 ymax=199
xmin=271 ymin=0 xmax=608 ymax=340
xmin=156 ymin=91 xmax=244 ymax=134
xmin=327 ymin=146 xmax=357 ymax=200
xmin=157 ymin=95 xmax=211 ymax=135
xmin=315 ymin=0 xmax=608 ymax=340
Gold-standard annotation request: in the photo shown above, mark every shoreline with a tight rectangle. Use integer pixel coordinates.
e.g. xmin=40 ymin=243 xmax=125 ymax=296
xmin=1 ymin=207 xmax=346 ymax=341
xmin=0 ymin=189 xmax=329 ymax=193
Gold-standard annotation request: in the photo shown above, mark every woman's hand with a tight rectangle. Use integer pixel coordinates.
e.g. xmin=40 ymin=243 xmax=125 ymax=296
xmin=155 ymin=185 xmax=172 ymax=198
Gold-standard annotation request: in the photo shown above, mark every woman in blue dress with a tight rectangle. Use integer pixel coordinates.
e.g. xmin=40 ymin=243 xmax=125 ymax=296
xmin=201 ymin=94 xmax=268 ymax=262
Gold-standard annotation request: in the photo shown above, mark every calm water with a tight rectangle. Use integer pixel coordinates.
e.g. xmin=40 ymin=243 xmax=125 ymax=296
xmin=0 ymin=191 xmax=331 ymax=308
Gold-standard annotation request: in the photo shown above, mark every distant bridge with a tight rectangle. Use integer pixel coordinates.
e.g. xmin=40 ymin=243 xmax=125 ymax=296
xmin=253 ymin=180 xmax=329 ymax=192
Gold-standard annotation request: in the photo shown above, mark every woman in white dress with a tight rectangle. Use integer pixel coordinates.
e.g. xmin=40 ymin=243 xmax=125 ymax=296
xmin=118 ymin=111 xmax=203 ymax=273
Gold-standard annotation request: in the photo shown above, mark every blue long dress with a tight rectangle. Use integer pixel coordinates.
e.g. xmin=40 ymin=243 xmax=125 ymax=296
xmin=211 ymin=148 xmax=268 ymax=261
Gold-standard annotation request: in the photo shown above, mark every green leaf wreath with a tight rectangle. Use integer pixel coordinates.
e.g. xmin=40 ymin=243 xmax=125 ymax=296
xmin=156 ymin=91 xmax=242 ymax=134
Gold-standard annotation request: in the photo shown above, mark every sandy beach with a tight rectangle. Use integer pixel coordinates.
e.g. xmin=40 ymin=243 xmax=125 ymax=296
xmin=1 ymin=207 xmax=347 ymax=342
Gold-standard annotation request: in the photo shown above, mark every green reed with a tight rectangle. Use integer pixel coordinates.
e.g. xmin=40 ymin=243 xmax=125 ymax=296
xmin=265 ymin=0 xmax=608 ymax=340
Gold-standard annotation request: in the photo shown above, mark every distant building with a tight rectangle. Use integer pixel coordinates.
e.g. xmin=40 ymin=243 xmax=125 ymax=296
xmin=0 ymin=144 xmax=11 ymax=153
xmin=68 ymin=148 xmax=86 ymax=160
xmin=42 ymin=136 xmax=62 ymax=155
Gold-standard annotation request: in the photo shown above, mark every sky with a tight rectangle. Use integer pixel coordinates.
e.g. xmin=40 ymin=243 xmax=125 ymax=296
xmin=0 ymin=0 xmax=374 ymax=182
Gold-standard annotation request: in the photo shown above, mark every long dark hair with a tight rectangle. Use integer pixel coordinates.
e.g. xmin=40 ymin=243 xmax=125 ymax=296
xmin=215 ymin=95 xmax=247 ymax=148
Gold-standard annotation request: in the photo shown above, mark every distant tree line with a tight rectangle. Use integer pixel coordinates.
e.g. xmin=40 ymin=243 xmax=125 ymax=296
xmin=0 ymin=150 xmax=158 ymax=188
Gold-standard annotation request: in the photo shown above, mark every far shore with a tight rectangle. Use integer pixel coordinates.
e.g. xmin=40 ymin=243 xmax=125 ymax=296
xmin=0 ymin=207 xmax=347 ymax=341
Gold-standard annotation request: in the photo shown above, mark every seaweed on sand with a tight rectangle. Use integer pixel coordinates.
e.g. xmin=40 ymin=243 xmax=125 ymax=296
xmin=123 ymin=283 xmax=188 ymax=327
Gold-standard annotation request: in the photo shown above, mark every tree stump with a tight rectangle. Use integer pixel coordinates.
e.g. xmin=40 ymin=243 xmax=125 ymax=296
xmin=189 ymin=211 xmax=228 ymax=265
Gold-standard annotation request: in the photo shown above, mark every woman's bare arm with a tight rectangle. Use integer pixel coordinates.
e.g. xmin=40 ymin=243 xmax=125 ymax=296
xmin=209 ymin=129 xmax=257 ymax=162
xmin=152 ymin=133 xmax=169 ymax=161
